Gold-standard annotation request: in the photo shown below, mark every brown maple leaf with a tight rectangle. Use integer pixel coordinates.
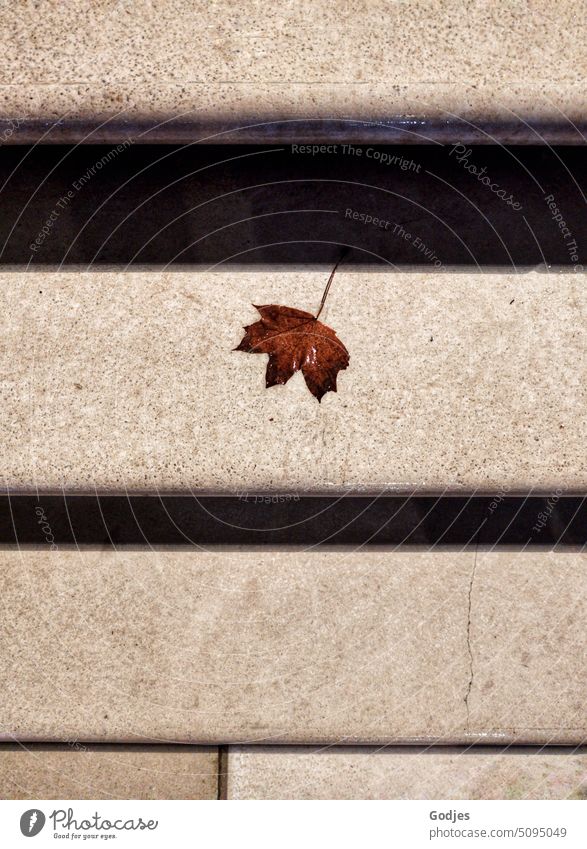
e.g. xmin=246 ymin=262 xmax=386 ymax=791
xmin=235 ymin=258 xmax=349 ymax=401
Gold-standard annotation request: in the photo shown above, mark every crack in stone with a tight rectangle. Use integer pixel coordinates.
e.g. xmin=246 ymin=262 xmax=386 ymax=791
xmin=464 ymin=542 xmax=479 ymax=731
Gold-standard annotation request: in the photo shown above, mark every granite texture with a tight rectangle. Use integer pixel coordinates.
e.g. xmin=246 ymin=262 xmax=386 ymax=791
xmin=227 ymin=746 xmax=587 ymax=800
xmin=1 ymin=271 xmax=586 ymax=494
xmin=0 ymin=745 xmax=218 ymax=799
xmin=0 ymin=1 xmax=585 ymax=138
xmin=468 ymin=550 xmax=587 ymax=739
xmin=1 ymin=549 xmax=585 ymax=744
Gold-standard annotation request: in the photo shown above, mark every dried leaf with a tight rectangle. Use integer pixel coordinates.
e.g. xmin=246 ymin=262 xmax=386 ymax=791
xmin=235 ymin=304 xmax=350 ymax=401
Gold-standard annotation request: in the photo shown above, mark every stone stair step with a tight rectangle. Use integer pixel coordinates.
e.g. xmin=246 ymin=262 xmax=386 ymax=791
xmin=1 ymin=1 xmax=585 ymax=143
xmin=227 ymin=745 xmax=587 ymax=800
xmin=2 ymin=270 xmax=585 ymax=494
xmin=0 ymin=744 xmax=218 ymax=800
xmin=1 ymin=549 xmax=584 ymax=744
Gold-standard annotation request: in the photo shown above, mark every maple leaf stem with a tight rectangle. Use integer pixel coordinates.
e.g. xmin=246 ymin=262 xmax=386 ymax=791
xmin=314 ymin=250 xmax=348 ymax=321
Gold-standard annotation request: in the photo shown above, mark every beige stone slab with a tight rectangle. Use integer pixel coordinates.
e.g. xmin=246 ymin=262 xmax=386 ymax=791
xmin=0 ymin=548 xmax=472 ymax=742
xmin=227 ymin=746 xmax=587 ymax=800
xmin=0 ymin=1 xmax=585 ymax=128
xmin=0 ymin=745 xmax=218 ymax=799
xmin=1 ymin=271 xmax=586 ymax=493
xmin=467 ymin=550 xmax=587 ymax=741
xmin=1 ymin=549 xmax=586 ymax=744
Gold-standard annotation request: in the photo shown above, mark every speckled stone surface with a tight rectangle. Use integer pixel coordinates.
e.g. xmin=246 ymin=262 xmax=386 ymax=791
xmin=1 ymin=549 xmax=585 ymax=744
xmin=0 ymin=1 xmax=585 ymax=138
xmin=227 ymin=746 xmax=587 ymax=800
xmin=1 ymin=270 xmax=585 ymax=494
xmin=468 ymin=550 xmax=587 ymax=738
xmin=0 ymin=745 xmax=218 ymax=799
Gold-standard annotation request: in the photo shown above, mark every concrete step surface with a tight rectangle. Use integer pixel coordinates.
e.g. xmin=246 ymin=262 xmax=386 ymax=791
xmin=1 ymin=1 xmax=585 ymax=142
xmin=1 ymin=549 xmax=585 ymax=745
xmin=227 ymin=746 xmax=587 ymax=800
xmin=1 ymin=270 xmax=585 ymax=494
xmin=0 ymin=744 xmax=218 ymax=800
